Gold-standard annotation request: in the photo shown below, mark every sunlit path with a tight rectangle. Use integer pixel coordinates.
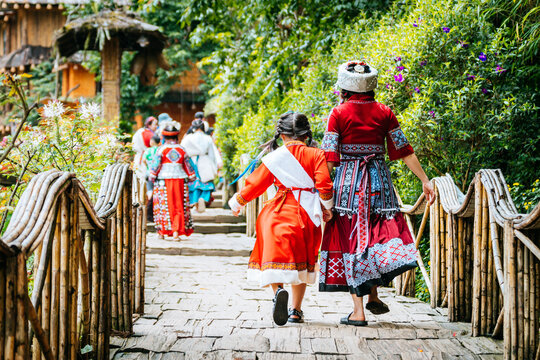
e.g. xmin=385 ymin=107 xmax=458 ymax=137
xmin=111 ymin=212 xmax=503 ymax=360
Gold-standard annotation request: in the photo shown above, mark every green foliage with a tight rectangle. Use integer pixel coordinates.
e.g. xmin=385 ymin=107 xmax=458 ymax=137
xmin=483 ymin=0 xmax=540 ymax=63
xmin=508 ymin=179 xmax=540 ymax=213
xmin=181 ymin=0 xmax=392 ymax=177
xmin=207 ymin=0 xmax=539 ymax=211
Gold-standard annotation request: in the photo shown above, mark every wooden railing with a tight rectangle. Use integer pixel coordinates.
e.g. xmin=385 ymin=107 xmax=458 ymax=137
xmin=0 ymin=164 xmax=147 ymax=360
xmin=398 ymin=169 xmax=539 ymax=360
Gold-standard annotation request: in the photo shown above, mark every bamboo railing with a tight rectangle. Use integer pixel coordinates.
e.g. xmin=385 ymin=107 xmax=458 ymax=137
xmin=0 ymin=164 xmax=147 ymax=360
xmin=398 ymin=169 xmax=539 ymax=360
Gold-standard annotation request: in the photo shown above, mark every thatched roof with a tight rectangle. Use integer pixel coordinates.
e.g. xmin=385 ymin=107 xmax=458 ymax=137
xmin=0 ymin=45 xmax=51 ymax=72
xmin=54 ymin=10 xmax=167 ymax=58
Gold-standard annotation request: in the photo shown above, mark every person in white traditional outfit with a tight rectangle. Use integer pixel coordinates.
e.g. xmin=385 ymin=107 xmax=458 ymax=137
xmin=133 ymin=116 xmax=158 ymax=179
xmin=181 ymin=118 xmax=218 ymax=212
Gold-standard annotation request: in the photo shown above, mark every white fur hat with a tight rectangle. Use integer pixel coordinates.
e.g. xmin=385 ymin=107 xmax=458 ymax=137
xmin=336 ymin=61 xmax=378 ymax=93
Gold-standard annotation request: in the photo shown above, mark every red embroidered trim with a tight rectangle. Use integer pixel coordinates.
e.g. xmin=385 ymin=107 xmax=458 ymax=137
xmin=319 ymin=192 xmax=333 ymax=201
xmin=248 ymin=261 xmax=315 ymax=272
xmin=347 ymin=100 xmax=376 ymax=105
xmin=236 ymin=193 xmax=248 ymax=206
xmin=284 ymin=140 xmax=306 ymax=147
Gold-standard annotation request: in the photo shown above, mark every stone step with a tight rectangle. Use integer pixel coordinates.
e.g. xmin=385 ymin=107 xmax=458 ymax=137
xmin=209 ymin=199 xmax=224 ymax=208
xmin=146 ymin=246 xmax=250 ymax=257
xmin=193 ymin=222 xmax=246 ymax=234
xmin=192 ymin=213 xmax=245 ymax=224
xmin=147 ymin=222 xmax=246 ymax=234
xmin=213 ymin=192 xmax=223 ymax=200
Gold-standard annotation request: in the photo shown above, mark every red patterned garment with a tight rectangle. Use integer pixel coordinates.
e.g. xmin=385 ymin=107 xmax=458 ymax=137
xmin=150 ymin=143 xmax=195 ymax=237
xmin=229 ymin=141 xmax=334 ymax=287
xmin=319 ymin=93 xmax=418 ymax=296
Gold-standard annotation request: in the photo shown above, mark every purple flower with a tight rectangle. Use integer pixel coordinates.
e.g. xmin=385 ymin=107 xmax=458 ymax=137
xmin=496 ymin=65 xmax=506 ymax=73
xmin=333 ymin=90 xmax=340 ymax=95
xmin=396 ymin=66 xmax=405 ymax=71
xmin=414 ymin=87 xmax=420 ymax=93
xmin=442 ymin=27 xmax=450 ymax=33
xmin=429 ymin=111 xmax=435 ymax=117
xmin=460 ymin=41 xmax=469 ymax=48
xmin=479 ymin=52 xmax=487 ymax=62
xmin=466 ymin=74 xmax=476 ymax=81
xmin=482 ymin=88 xmax=488 ymax=94
xmin=311 ymin=113 xmax=315 ymax=117
xmin=419 ymin=60 xmax=427 ymax=66
xmin=385 ymin=83 xmax=392 ymax=89
xmin=413 ymin=22 xmax=418 ymax=27
xmin=394 ymin=73 xmax=404 ymax=82
xmin=394 ymin=56 xmax=402 ymax=62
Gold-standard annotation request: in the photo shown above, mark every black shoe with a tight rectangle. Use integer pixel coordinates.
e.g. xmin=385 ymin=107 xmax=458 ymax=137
xmin=340 ymin=312 xmax=368 ymax=326
xmin=272 ymin=287 xmax=289 ymax=326
xmin=366 ymin=301 xmax=390 ymax=315
xmin=288 ymin=308 xmax=304 ymax=323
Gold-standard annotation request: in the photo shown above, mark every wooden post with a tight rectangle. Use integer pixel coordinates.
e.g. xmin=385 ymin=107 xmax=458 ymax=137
xmin=110 ymin=217 xmax=118 ymax=330
xmin=472 ymin=179 xmax=483 ymax=336
xmin=430 ymin=193 xmax=437 ymax=308
xmin=101 ymin=37 xmax=121 ymax=125
xmin=5 ymin=257 xmax=15 ymax=360
xmin=58 ymin=194 xmax=70 ymax=359
xmin=0 ymin=259 xmax=5 ymax=360
xmin=480 ymin=189 xmax=489 ymax=334
xmin=50 ymin=212 xmax=61 ymax=358
xmin=504 ymin=221 xmax=517 ymax=359
xmin=15 ymin=254 xmax=28 ymax=360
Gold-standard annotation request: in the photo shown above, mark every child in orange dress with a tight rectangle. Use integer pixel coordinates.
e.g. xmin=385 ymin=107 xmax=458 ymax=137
xmin=229 ymin=112 xmax=334 ymax=326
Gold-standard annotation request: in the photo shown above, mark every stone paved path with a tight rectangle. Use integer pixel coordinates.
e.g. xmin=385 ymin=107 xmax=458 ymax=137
xmin=111 ymin=230 xmax=503 ymax=359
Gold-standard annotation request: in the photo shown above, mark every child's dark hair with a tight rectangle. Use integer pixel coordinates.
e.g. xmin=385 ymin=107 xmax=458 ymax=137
xmin=151 ymin=135 xmax=161 ymax=144
xmin=260 ymin=112 xmax=313 ymax=151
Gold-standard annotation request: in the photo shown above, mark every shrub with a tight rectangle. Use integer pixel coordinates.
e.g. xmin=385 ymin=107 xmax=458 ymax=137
xmin=215 ymin=0 xmax=539 ymax=209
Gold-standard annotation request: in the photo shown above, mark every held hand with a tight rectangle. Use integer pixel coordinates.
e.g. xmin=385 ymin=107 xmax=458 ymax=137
xmin=322 ymin=208 xmax=333 ymax=222
xmin=232 ymin=209 xmax=240 ymax=217
xmin=423 ymin=181 xmax=436 ymax=205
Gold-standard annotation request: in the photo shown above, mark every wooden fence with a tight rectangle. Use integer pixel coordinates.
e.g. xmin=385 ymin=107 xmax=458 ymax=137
xmin=237 ymin=166 xmax=539 ymax=360
xmin=0 ymin=164 xmax=147 ymax=360
xmin=395 ymin=169 xmax=539 ymax=360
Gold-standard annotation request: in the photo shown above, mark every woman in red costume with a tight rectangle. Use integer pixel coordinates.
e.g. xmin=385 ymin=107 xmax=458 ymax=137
xmin=319 ymin=61 xmax=435 ymax=326
xmin=229 ymin=112 xmax=334 ymax=326
xmin=149 ymin=123 xmax=196 ymax=240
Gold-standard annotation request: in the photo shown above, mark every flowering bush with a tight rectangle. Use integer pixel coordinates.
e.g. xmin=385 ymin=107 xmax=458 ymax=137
xmin=0 ymin=98 xmax=124 ymax=209
xmin=508 ymin=179 xmax=540 ymax=213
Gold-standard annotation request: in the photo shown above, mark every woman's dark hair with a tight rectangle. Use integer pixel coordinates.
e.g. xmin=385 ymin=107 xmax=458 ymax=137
xmin=191 ymin=119 xmax=205 ymax=131
xmin=163 ymin=134 xmax=178 ymax=141
xmin=340 ymin=89 xmax=375 ymax=100
xmin=186 ymin=126 xmax=195 ymax=135
xmin=260 ymin=112 xmax=313 ymax=151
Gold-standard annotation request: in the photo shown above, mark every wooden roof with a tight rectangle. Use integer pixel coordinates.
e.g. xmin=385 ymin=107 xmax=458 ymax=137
xmin=0 ymin=45 xmax=51 ymax=71
xmin=54 ymin=10 xmax=167 ymax=57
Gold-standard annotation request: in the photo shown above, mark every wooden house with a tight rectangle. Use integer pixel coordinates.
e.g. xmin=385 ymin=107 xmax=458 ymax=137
xmin=0 ymin=0 xmax=206 ymax=130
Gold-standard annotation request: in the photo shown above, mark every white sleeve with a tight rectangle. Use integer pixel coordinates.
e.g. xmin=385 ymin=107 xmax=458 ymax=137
xmin=320 ymin=196 xmax=334 ymax=210
xmin=228 ymin=193 xmax=245 ymax=213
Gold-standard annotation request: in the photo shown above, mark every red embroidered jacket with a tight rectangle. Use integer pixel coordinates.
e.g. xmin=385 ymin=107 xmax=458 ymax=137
xmin=321 ymin=94 xmax=414 ymax=163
